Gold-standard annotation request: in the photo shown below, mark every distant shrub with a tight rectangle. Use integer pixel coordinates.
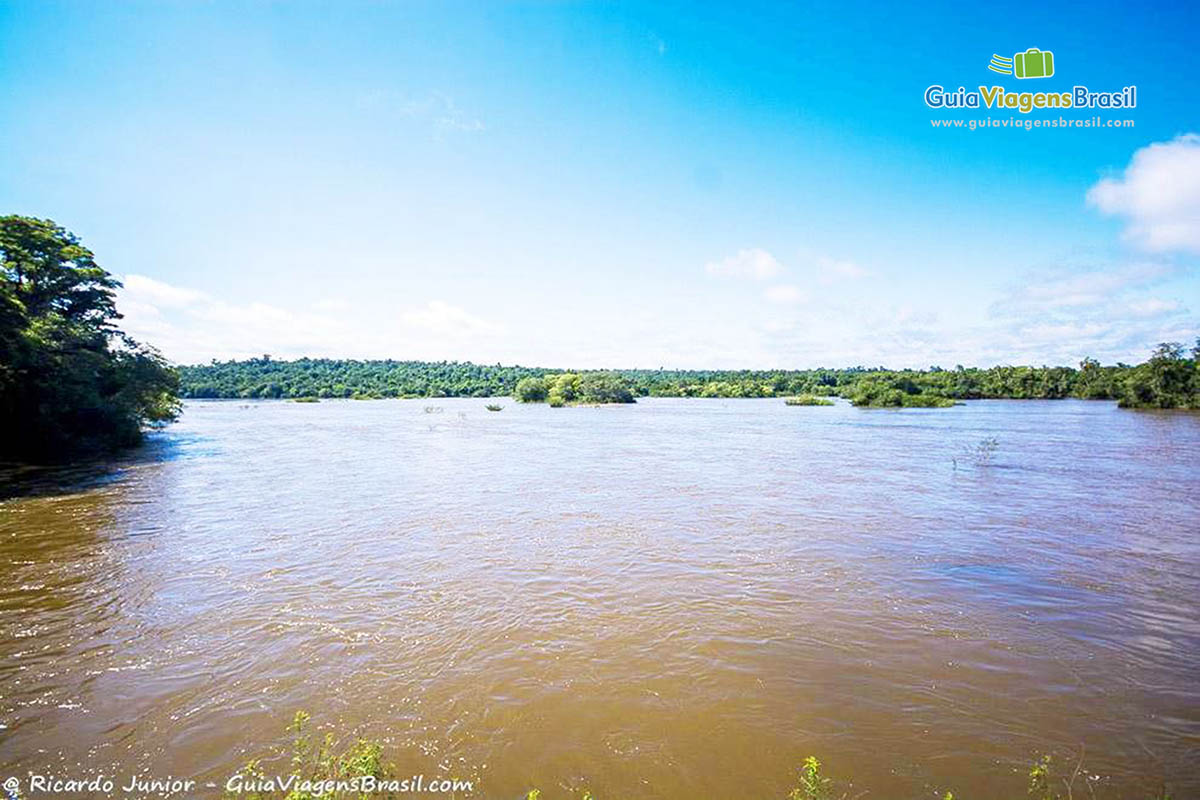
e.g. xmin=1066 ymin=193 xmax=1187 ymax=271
xmin=516 ymin=372 xmax=635 ymax=406
xmin=785 ymin=394 xmax=834 ymax=406
xmin=849 ymin=378 xmax=955 ymax=408
xmin=514 ymin=376 xmax=549 ymax=403
xmin=901 ymin=394 xmax=956 ymax=408
xmin=547 ymin=373 xmax=579 ymax=406
xmin=576 ymin=371 xmax=635 ymax=404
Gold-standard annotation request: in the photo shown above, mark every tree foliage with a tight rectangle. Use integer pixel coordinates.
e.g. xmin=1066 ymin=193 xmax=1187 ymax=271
xmin=0 ymin=216 xmax=180 ymax=461
xmin=1117 ymin=341 xmax=1200 ymax=409
xmin=517 ymin=372 xmax=637 ymax=406
xmin=181 ymin=357 xmax=555 ymax=400
xmin=177 ymin=343 xmax=1199 ymax=411
xmin=514 ymin=376 xmax=549 ymax=403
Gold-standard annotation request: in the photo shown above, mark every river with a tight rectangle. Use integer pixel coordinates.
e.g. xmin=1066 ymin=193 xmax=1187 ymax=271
xmin=1 ymin=398 xmax=1197 ymax=798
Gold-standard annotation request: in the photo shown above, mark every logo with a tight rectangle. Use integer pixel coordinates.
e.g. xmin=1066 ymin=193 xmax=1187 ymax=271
xmin=988 ymin=48 xmax=1055 ymax=79
xmin=923 ymin=46 xmax=1136 ymax=115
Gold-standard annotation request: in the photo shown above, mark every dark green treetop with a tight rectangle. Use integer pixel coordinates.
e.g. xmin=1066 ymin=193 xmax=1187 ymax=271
xmin=1 ymin=215 xmax=181 ymax=461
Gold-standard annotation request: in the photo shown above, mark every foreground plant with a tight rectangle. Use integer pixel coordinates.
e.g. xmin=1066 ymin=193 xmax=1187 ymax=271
xmin=1025 ymin=752 xmax=1173 ymax=800
xmin=789 ymin=756 xmax=832 ymax=800
xmin=230 ymin=719 xmax=1176 ymax=800
xmin=226 ymin=712 xmax=394 ymax=800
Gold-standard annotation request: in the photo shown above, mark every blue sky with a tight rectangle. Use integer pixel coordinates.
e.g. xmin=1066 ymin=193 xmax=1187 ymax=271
xmin=1 ymin=0 xmax=1197 ymax=368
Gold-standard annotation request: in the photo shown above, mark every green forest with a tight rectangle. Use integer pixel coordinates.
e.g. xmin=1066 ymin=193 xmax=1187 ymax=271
xmin=179 ymin=341 xmax=1200 ymax=410
xmin=1 ymin=216 xmax=180 ymax=461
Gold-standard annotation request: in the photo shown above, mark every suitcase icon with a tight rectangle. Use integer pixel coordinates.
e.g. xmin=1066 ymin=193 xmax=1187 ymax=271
xmin=1014 ymin=48 xmax=1054 ymax=79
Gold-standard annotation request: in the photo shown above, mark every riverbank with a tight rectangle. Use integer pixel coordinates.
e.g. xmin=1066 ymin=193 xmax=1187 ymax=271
xmin=178 ymin=342 xmax=1199 ymax=410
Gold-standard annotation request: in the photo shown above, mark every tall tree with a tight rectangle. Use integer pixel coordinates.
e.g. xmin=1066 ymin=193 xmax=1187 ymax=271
xmin=0 ymin=215 xmax=180 ymax=461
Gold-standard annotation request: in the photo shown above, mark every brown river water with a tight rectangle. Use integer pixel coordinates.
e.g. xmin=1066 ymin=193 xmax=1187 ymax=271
xmin=1 ymin=398 xmax=1198 ymax=799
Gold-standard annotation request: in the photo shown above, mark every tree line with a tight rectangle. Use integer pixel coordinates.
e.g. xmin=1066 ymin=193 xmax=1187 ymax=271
xmin=179 ymin=343 xmax=1199 ymax=410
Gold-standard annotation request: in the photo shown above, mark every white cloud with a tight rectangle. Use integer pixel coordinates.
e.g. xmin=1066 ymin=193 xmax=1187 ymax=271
xmin=115 ymin=276 xmax=503 ymax=365
xmin=400 ymin=300 xmax=501 ymax=337
xmin=705 ymin=248 xmax=782 ymax=280
xmin=744 ymin=252 xmax=1193 ymax=369
xmin=972 ymin=260 xmax=1193 ymax=365
xmin=764 ymin=284 xmax=808 ymax=304
xmin=312 ymin=297 xmax=350 ymax=313
xmin=705 ymin=249 xmax=868 ymax=293
xmin=753 ymin=299 xmax=1192 ymax=370
xmin=889 ymin=305 xmax=937 ymax=326
xmin=815 ymin=255 xmax=869 ymax=284
xmin=1087 ymin=133 xmax=1200 ymax=254
xmin=1127 ymin=298 xmax=1182 ymax=317
xmin=122 ymin=274 xmax=207 ymax=308
xmin=990 ymin=262 xmax=1179 ymax=316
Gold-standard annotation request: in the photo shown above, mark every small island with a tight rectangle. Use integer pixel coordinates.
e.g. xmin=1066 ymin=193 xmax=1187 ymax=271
xmin=785 ymin=394 xmax=835 ymax=406
xmin=514 ymin=372 xmax=635 ymax=406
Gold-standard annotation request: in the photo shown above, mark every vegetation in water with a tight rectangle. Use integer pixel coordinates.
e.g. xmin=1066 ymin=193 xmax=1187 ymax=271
xmin=785 ymin=394 xmax=834 ymax=406
xmin=176 ymin=341 xmax=1199 ymax=411
xmin=291 ymin=397 xmax=320 ymax=403
xmin=0 ymin=216 xmax=180 ymax=462
xmin=223 ymin=715 xmax=1179 ymax=800
xmin=515 ymin=372 xmax=635 ymax=406
xmin=847 ymin=376 xmax=957 ymax=408
xmin=789 ymin=756 xmax=832 ymax=800
xmin=953 ymin=436 xmax=1000 ymax=469
xmin=1023 ymin=752 xmax=1171 ymax=800
xmin=485 ymin=403 xmax=503 ymax=411
xmin=224 ymin=711 xmax=473 ymax=800
xmin=522 ymin=749 xmax=1176 ymax=799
